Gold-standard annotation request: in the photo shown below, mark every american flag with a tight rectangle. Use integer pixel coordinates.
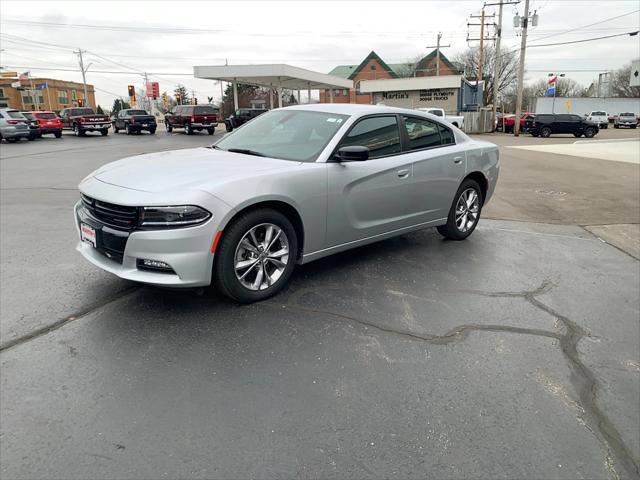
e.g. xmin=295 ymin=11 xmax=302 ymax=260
xmin=18 ymin=71 xmax=30 ymax=81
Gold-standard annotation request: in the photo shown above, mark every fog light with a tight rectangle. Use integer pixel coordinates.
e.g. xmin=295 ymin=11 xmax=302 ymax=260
xmin=137 ymin=258 xmax=174 ymax=272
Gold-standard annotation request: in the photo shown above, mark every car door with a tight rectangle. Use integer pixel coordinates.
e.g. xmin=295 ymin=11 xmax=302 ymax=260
xmin=556 ymin=114 xmax=574 ymax=134
xmin=401 ymin=115 xmax=466 ymax=224
xmin=115 ymin=110 xmax=123 ymax=129
xmin=326 ymin=114 xmax=414 ymax=247
xmin=60 ymin=109 xmax=69 ymax=128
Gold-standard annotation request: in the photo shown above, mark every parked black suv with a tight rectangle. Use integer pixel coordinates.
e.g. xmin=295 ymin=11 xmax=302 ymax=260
xmin=525 ymin=114 xmax=599 ymax=138
xmin=224 ymin=108 xmax=268 ymax=132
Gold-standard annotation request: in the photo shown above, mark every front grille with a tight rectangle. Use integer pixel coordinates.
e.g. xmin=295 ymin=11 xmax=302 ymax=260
xmin=81 ymin=194 xmax=138 ymax=231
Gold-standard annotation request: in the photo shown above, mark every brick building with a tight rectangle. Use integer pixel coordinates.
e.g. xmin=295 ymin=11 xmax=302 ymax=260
xmin=320 ymin=50 xmax=462 ymax=104
xmin=0 ymin=77 xmax=96 ymax=112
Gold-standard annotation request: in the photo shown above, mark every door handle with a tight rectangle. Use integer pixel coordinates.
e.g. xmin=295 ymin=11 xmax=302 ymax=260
xmin=397 ymin=169 xmax=410 ymax=178
xmin=453 ymin=156 xmax=464 ymax=164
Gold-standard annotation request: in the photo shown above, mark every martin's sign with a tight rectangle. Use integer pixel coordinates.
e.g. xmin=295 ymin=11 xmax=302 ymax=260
xmin=419 ymin=89 xmax=455 ymax=102
xmin=382 ymin=91 xmax=409 ymax=100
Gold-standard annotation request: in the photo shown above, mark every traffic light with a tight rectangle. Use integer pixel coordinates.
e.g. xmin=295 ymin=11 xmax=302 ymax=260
xmin=77 ymin=99 xmax=84 ymax=107
xmin=194 ymin=97 xmax=198 ymax=105
xmin=176 ymin=94 xmax=181 ymax=105
xmin=127 ymin=85 xmax=135 ymax=97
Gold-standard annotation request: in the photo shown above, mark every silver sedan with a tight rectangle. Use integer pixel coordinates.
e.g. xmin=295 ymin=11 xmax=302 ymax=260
xmin=75 ymin=104 xmax=499 ymax=302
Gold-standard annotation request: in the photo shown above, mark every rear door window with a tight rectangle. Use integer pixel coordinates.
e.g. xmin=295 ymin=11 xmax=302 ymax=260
xmin=402 ymin=116 xmax=442 ymax=150
xmin=194 ymin=106 xmax=217 ymax=115
xmin=340 ymin=115 xmax=401 ymax=159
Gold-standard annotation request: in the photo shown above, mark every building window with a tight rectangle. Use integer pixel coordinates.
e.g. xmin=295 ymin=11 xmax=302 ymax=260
xmin=22 ymin=94 xmax=44 ymax=104
xmin=335 ymin=89 xmax=341 ymax=97
xmin=371 ymin=65 xmax=376 ymax=70
xmin=58 ymin=90 xmax=69 ymax=104
xmin=356 ymin=81 xmax=366 ymax=95
xmin=0 ymin=88 xmax=5 ymax=98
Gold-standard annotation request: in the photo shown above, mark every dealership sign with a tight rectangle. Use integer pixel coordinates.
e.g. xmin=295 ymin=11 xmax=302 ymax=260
xmin=382 ymin=91 xmax=409 ymax=100
xmin=419 ymin=89 xmax=455 ymax=102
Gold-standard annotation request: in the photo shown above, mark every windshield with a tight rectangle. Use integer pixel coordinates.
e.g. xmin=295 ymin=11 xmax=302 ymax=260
xmin=127 ymin=110 xmax=148 ymax=115
xmin=591 ymin=111 xmax=606 ymax=116
xmin=620 ymin=113 xmax=635 ymax=117
xmin=215 ymin=110 xmax=349 ymax=162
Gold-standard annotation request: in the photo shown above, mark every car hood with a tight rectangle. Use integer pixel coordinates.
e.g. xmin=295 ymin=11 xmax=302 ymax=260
xmin=91 ymin=147 xmax=300 ymax=193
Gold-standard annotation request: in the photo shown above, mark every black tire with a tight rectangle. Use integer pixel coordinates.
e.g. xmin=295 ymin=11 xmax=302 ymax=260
xmin=73 ymin=124 xmax=85 ymax=136
xmin=531 ymin=133 xmax=539 ymax=137
xmin=602 ymin=124 xmax=608 ymax=129
xmin=166 ymin=122 xmax=173 ymax=133
xmin=584 ymin=128 xmax=596 ymax=138
xmin=437 ymin=178 xmax=483 ymax=241
xmin=149 ymin=128 xmax=156 ymax=134
xmin=101 ymin=129 xmax=108 ymax=136
xmin=207 ymin=128 xmax=215 ymax=135
xmin=631 ymin=125 xmax=637 ymax=129
xmin=54 ymin=131 xmax=62 ymax=138
xmin=225 ymin=122 xmax=232 ymax=132
xmin=185 ymin=123 xmax=193 ymax=135
xmin=27 ymin=136 xmax=36 ymax=141
xmin=573 ymin=133 xmax=582 ymax=138
xmin=614 ymin=124 xmax=619 ymax=129
xmin=540 ymin=127 xmax=552 ymax=138
xmin=213 ymin=208 xmax=298 ymax=303
xmin=7 ymin=138 xmax=17 ymax=143
xmin=113 ymin=124 xmax=119 ymax=133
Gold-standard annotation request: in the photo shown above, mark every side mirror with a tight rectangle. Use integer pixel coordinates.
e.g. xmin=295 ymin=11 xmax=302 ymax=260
xmin=336 ymin=146 xmax=369 ymax=162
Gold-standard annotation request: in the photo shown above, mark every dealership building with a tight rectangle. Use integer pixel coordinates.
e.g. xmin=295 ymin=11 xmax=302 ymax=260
xmin=319 ymin=50 xmax=483 ymax=113
xmin=0 ymin=77 xmax=96 ymax=111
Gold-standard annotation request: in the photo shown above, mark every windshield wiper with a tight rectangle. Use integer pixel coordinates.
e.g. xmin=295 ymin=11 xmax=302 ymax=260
xmin=227 ymin=148 xmax=266 ymax=157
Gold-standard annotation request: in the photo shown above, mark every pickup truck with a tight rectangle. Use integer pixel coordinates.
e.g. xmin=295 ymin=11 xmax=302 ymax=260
xmin=112 ymin=109 xmax=157 ymax=135
xmin=586 ymin=111 xmax=608 ymax=129
xmin=415 ymin=107 xmax=464 ymax=129
xmin=165 ymin=105 xmax=218 ymax=135
xmin=60 ymin=107 xmax=111 ymax=136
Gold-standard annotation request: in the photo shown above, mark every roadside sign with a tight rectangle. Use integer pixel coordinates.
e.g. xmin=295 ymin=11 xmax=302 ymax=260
xmin=565 ymin=98 xmax=571 ymax=113
xmin=36 ymin=82 xmax=48 ymax=90
xmin=1 ymin=71 xmax=18 ymax=78
xmin=146 ymin=81 xmax=160 ymax=98
xmin=11 ymin=81 xmax=21 ymax=88
xmin=630 ymin=59 xmax=640 ymax=87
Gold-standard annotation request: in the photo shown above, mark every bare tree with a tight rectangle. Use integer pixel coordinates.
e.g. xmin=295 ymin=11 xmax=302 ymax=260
xmin=452 ymin=45 xmax=518 ymax=107
xmin=608 ymin=64 xmax=640 ymax=98
xmin=394 ymin=54 xmax=426 ymax=78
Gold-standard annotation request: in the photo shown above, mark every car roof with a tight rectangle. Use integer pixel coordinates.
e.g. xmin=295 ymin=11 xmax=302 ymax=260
xmin=283 ymin=103 xmax=421 ymax=116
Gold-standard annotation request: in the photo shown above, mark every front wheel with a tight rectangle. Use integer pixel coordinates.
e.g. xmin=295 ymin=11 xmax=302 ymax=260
xmin=207 ymin=128 xmax=215 ymax=135
xmin=437 ymin=179 xmax=483 ymax=241
xmin=185 ymin=123 xmax=193 ymax=135
xmin=584 ymin=128 xmax=596 ymax=138
xmin=166 ymin=122 xmax=173 ymax=133
xmin=213 ymin=209 xmax=298 ymax=303
xmin=149 ymin=128 xmax=156 ymax=134
xmin=225 ymin=122 xmax=232 ymax=132
xmin=73 ymin=124 xmax=84 ymax=136
xmin=126 ymin=124 xmax=133 ymax=135
xmin=101 ymin=129 xmax=108 ymax=136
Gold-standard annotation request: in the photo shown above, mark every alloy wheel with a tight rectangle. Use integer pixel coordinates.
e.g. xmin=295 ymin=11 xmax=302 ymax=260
xmin=234 ymin=223 xmax=290 ymax=291
xmin=455 ymin=188 xmax=480 ymax=233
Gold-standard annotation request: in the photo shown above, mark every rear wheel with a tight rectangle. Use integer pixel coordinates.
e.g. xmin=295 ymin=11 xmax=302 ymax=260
xmin=54 ymin=131 xmax=62 ymax=138
xmin=584 ymin=127 xmax=596 ymax=138
xmin=213 ymin=209 xmax=298 ymax=303
xmin=113 ymin=124 xmax=119 ymax=133
xmin=540 ymin=127 xmax=551 ymax=138
xmin=207 ymin=128 xmax=215 ymax=135
xmin=614 ymin=124 xmax=619 ymax=129
xmin=225 ymin=122 xmax=232 ymax=132
xmin=437 ymin=179 xmax=483 ymax=241
xmin=185 ymin=123 xmax=193 ymax=135
xmin=165 ymin=122 xmax=173 ymax=133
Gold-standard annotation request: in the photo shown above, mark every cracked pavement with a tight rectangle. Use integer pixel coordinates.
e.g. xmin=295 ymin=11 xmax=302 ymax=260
xmin=1 ymin=131 xmax=639 ymax=479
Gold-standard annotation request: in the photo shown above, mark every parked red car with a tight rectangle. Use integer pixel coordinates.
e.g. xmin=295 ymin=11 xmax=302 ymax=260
xmin=501 ymin=112 xmax=533 ymax=133
xmin=29 ymin=111 xmax=63 ymax=138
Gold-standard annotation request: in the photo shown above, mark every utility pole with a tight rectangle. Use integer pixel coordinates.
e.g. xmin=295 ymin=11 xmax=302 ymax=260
xmin=492 ymin=1 xmax=504 ymax=123
xmin=426 ymin=32 xmax=450 ymax=76
xmin=478 ymin=7 xmax=486 ymax=85
xmin=514 ymin=0 xmax=530 ymax=136
xmin=75 ymin=48 xmax=89 ymax=107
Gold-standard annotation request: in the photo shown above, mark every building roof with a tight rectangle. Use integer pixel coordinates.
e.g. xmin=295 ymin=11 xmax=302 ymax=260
xmin=328 ymin=50 xmax=463 ymax=79
xmin=346 ymin=51 xmax=399 ymax=80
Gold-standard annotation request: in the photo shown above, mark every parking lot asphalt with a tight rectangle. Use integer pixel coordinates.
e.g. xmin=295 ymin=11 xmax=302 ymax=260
xmin=1 ymin=127 xmax=639 ymax=479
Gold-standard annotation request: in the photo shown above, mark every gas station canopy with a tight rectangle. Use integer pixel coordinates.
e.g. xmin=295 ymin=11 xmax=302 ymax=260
xmin=193 ymin=64 xmax=352 ymax=91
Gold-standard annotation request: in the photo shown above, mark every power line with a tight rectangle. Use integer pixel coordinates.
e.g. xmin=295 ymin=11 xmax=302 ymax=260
xmin=529 ymin=30 xmax=639 ymax=47
xmin=529 ymin=9 xmax=640 ymax=43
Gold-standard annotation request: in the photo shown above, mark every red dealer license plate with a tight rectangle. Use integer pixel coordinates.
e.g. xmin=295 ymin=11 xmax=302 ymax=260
xmin=80 ymin=223 xmax=96 ymax=247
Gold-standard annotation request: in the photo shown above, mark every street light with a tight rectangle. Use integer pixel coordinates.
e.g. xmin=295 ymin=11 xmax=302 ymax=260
xmin=548 ymin=72 xmax=565 ymax=113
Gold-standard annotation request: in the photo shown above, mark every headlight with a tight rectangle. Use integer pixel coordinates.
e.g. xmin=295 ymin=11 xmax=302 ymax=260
xmin=139 ymin=205 xmax=211 ymax=228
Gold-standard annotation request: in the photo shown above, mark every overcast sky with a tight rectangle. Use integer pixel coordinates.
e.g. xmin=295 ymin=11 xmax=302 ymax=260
xmin=1 ymin=0 xmax=638 ymax=108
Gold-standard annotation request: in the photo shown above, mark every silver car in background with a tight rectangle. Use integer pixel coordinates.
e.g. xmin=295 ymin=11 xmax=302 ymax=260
xmin=0 ymin=108 xmax=30 ymax=142
xmin=75 ymin=104 xmax=499 ymax=302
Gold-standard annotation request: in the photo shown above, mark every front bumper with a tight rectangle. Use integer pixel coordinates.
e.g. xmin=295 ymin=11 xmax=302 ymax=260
xmin=74 ymin=201 xmax=216 ymax=287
